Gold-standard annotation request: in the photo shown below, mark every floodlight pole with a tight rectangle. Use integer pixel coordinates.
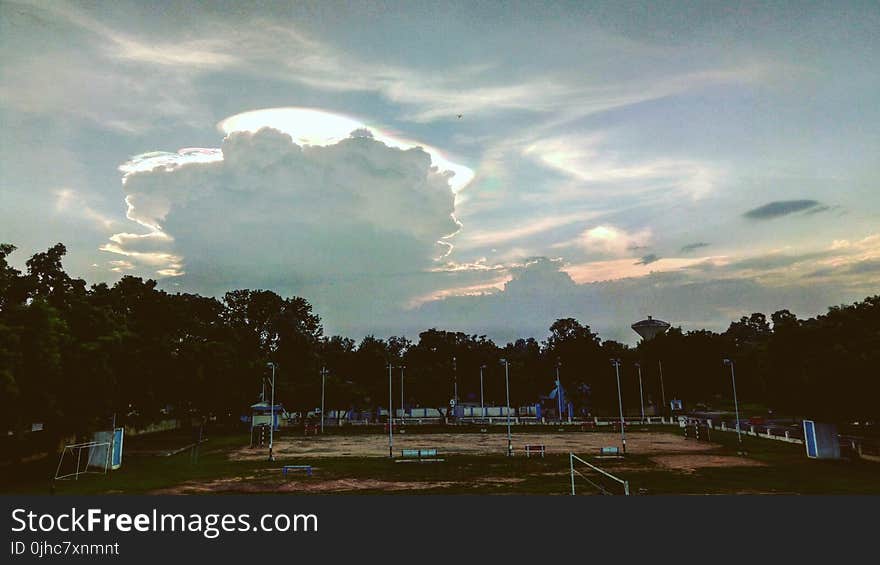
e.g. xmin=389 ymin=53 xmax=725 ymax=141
xmin=320 ymin=366 xmax=327 ymax=434
xmin=479 ymin=365 xmax=486 ymax=418
xmin=400 ymin=365 xmax=406 ymax=423
xmin=267 ymin=362 xmax=276 ymax=462
xmin=452 ymin=356 xmax=458 ymax=407
xmin=388 ymin=363 xmax=394 ymax=458
xmin=555 ymin=360 xmax=562 ymax=422
xmin=635 ymin=363 xmax=645 ymax=423
xmin=723 ymin=359 xmax=743 ymax=444
xmin=501 ymin=358 xmax=513 ymax=456
xmin=611 ymin=359 xmax=626 ymax=454
xmin=658 ymin=360 xmax=667 ymax=415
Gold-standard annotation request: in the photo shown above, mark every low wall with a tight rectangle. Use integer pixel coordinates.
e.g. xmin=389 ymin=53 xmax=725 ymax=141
xmin=124 ymin=419 xmax=180 ymax=437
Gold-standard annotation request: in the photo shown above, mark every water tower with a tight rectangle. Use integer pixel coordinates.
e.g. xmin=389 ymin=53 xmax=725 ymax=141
xmin=631 ymin=316 xmax=670 ymax=341
xmin=631 ymin=316 xmax=671 ymax=415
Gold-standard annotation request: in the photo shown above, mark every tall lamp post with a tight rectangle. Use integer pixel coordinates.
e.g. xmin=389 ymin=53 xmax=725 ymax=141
xmin=500 ymin=358 xmax=513 ymax=457
xmin=610 ymin=359 xmax=626 ymax=454
xmin=555 ymin=359 xmax=563 ymax=422
xmin=320 ymin=366 xmax=327 ymax=434
xmin=634 ymin=362 xmax=645 ymax=423
xmin=479 ymin=365 xmax=486 ymax=419
xmin=452 ymin=356 xmax=458 ymax=408
xmin=722 ymin=359 xmax=743 ymax=445
xmin=658 ymin=360 xmax=667 ymax=416
xmin=387 ymin=363 xmax=394 ymax=458
xmin=400 ymin=365 xmax=406 ymax=423
xmin=266 ymin=362 xmax=276 ymax=462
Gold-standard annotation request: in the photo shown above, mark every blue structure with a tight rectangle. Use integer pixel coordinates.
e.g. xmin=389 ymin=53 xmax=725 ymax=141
xmin=539 ymin=380 xmax=572 ymax=421
xmin=111 ymin=428 xmax=124 ymax=469
xmin=803 ymin=420 xmax=840 ymax=459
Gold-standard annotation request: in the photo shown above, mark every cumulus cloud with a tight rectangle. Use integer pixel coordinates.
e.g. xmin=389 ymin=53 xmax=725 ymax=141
xmin=104 ymin=119 xmax=479 ymax=335
xmin=743 ymin=199 xmax=826 ymax=220
xmin=411 ymin=256 xmax=849 ymax=344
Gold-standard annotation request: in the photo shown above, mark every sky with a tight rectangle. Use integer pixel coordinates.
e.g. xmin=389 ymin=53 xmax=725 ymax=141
xmin=2 ymin=0 xmax=879 ymax=344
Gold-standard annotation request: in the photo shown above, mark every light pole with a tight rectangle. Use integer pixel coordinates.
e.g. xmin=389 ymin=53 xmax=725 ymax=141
xmin=452 ymin=356 xmax=458 ymax=407
xmin=635 ymin=362 xmax=645 ymax=423
xmin=658 ymin=360 xmax=667 ymax=415
xmin=320 ymin=366 xmax=327 ymax=434
xmin=479 ymin=365 xmax=486 ymax=419
xmin=266 ymin=362 xmax=276 ymax=462
xmin=610 ymin=359 xmax=626 ymax=454
xmin=387 ymin=363 xmax=393 ymax=458
xmin=500 ymin=358 xmax=513 ymax=456
xmin=723 ymin=359 xmax=743 ymax=445
xmin=400 ymin=365 xmax=405 ymax=423
xmin=555 ymin=359 xmax=562 ymax=422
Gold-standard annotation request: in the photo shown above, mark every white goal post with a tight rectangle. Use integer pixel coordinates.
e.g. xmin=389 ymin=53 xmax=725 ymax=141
xmin=569 ymin=452 xmax=630 ymax=495
xmin=54 ymin=428 xmax=124 ymax=481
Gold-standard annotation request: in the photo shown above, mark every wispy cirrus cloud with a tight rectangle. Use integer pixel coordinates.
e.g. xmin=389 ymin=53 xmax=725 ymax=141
xmin=521 ymin=133 xmax=722 ymax=200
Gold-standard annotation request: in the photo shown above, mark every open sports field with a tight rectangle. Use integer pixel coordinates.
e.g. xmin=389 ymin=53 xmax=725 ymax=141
xmin=5 ymin=425 xmax=879 ymax=496
xmin=231 ymin=429 xmax=713 ymax=459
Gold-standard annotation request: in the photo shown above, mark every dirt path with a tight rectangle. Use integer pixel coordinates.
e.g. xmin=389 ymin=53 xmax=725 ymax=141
xmin=230 ymin=431 xmax=713 ymax=461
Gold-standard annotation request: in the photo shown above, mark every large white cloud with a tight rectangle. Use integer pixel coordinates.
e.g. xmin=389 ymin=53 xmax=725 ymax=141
xmin=104 ymin=113 xmax=478 ymax=335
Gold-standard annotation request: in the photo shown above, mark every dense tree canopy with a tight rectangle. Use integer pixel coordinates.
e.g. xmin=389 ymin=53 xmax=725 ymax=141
xmin=1 ymin=243 xmax=877 ymax=445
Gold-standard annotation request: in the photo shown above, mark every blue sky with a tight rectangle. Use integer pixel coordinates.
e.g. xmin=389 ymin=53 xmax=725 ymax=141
xmin=2 ymin=0 xmax=878 ymax=343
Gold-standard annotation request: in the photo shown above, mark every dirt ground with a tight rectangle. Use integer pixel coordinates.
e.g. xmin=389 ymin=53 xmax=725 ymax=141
xmin=650 ymin=454 xmax=767 ymax=474
xmin=230 ymin=431 xmax=711 ymax=461
xmin=152 ymin=477 xmax=461 ymax=494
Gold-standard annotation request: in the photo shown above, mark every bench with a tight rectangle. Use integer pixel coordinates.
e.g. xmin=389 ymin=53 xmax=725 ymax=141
xmin=396 ymin=448 xmax=443 ymax=463
xmin=598 ymin=446 xmax=621 ymax=457
xmin=524 ymin=444 xmax=546 ymax=458
xmin=401 ymin=448 xmax=438 ymax=459
xmin=281 ymin=465 xmax=313 ymax=477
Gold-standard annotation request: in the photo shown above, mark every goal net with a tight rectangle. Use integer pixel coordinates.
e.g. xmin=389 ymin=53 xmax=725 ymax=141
xmin=54 ymin=429 xmax=122 ymax=481
xmin=569 ymin=453 xmax=630 ymax=495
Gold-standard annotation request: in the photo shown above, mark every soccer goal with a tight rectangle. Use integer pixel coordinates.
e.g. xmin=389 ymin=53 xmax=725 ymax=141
xmin=569 ymin=453 xmax=630 ymax=495
xmin=54 ymin=428 xmax=124 ymax=481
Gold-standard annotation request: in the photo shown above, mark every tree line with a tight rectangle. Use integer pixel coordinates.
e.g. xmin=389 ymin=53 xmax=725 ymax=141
xmin=1 ymin=243 xmax=878 ymax=443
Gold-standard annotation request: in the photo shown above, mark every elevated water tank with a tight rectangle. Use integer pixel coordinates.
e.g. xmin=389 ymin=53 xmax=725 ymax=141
xmin=631 ymin=316 xmax=670 ymax=341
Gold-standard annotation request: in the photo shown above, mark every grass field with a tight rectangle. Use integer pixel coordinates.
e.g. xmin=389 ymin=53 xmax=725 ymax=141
xmin=3 ymin=425 xmax=878 ymax=495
